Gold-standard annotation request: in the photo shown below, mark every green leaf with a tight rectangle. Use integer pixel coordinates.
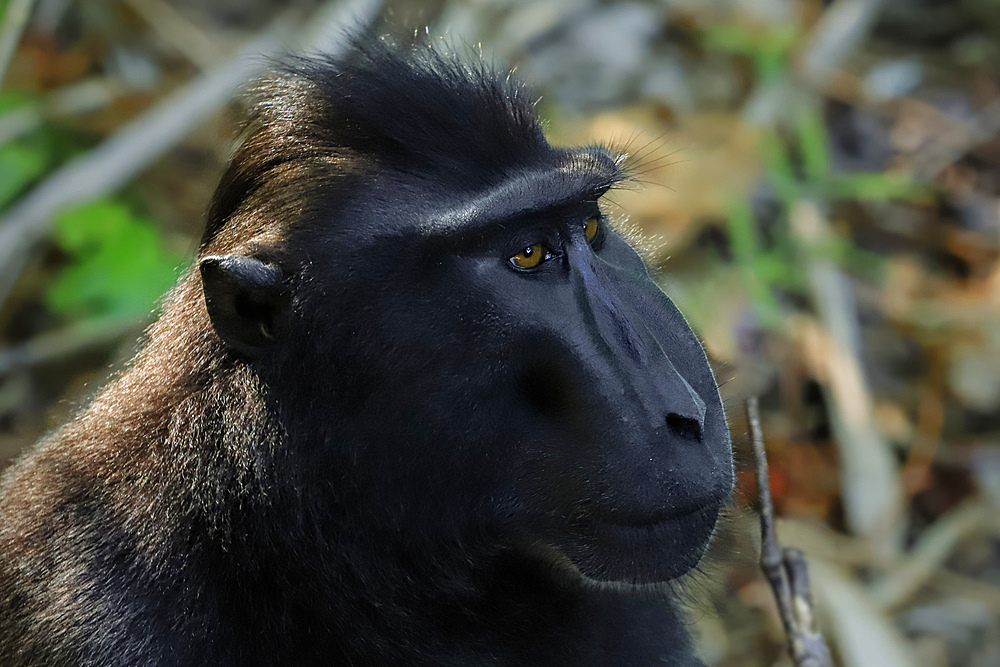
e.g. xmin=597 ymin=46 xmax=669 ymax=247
xmin=821 ymin=173 xmax=929 ymax=202
xmin=796 ymin=106 xmax=830 ymax=182
xmin=0 ymin=140 xmax=47 ymax=208
xmin=759 ymin=130 xmax=799 ymax=207
xmin=812 ymin=235 xmax=886 ymax=281
xmin=0 ymin=90 xmax=32 ymax=114
xmin=725 ymin=197 xmax=782 ymax=326
xmin=46 ymin=200 xmax=185 ymax=319
xmin=702 ymin=24 xmax=756 ymax=54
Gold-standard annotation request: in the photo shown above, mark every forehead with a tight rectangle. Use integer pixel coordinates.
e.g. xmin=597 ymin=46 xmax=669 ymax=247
xmin=338 ymin=144 xmax=623 ymax=243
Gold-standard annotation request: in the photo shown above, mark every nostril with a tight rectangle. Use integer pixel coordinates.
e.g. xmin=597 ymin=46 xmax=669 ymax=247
xmin=666 ymin=413 xmax=702 ymax=442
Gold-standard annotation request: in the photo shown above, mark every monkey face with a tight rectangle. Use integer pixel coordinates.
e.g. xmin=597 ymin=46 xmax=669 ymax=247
xmin=198 ymin=51 xmax=733 ymax=590
xmin=488 ymin=215 xmax=733 ymax=586
xmin=240 ymin=157 xmax=733 ymax=588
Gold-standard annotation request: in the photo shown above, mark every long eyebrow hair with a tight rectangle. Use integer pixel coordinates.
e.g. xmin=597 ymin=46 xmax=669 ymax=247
xmin=417 ymin=147 xmax=624 ymax=240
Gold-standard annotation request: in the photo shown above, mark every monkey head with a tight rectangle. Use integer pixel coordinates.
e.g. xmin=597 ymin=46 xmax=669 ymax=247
xmin=198 ymin=45 xmax=734 ymax=588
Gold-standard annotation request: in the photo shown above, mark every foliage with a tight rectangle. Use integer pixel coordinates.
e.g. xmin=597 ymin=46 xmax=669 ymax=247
xmin=46 ymin=200 xmax=184 ymax=320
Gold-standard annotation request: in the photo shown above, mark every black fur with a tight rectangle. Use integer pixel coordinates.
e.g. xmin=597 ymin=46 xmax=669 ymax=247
xmin=0 ymin=42 xmax=733 ymax=666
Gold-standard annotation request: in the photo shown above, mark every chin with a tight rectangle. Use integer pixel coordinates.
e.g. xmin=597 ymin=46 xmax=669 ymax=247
xmin=537 ymin=504 xmax=723 ymax=589
xmin=530 ymin=506 xmax=720 ymax=590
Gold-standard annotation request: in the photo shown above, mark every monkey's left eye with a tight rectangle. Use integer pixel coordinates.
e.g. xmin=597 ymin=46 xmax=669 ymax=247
xmin=584 ymin=217 xmax=599 ymax=243
xmin=509 ymin=243 xmax=550 ymax=270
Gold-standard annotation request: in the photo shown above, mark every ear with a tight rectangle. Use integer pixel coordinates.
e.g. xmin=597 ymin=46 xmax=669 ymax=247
xmin=199 ymin=254 xmax=290 ymax=356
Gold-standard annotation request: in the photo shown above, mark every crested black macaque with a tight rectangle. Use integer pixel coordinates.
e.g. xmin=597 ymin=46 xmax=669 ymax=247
xmin=0 ymin=42 xmax=733 ymax=666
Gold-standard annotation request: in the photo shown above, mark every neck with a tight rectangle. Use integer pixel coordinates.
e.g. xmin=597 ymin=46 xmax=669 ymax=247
xmin=226 ymin=503 xmax=703 ymax=666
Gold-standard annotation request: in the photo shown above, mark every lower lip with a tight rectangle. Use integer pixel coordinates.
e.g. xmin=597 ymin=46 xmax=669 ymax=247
xmin=586 ymin=506 xmax=714 ymax=550
xmin=549 ymin=504 xmax=721 ymax=584
xmin=593 ymin=504 xmax=708 ymax=530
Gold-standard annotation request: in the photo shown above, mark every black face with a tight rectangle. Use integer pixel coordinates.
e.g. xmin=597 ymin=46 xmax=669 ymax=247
xmin=199 ymin=48 xmax=733 ymax=589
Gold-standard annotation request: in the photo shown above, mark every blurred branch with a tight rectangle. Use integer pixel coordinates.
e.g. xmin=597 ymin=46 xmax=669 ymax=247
xmin=745 ymin=0 xmax=886 ymax=126
xmin=0 ymin=76 xmax=124 ymax=147
xmin=791 ymin=200 xmax=903 ymax=553
xmin=811 ymin=561 xmax=917 ymax=667
xmin=747 ymin=397 xmax=833 ymax=667
xmin=0 ymin=316 xmax=144 ymax=376
xmin=123 ymin=0 xmax=227 ymax=70
xmin=933 ymin=570 xmax=1000 ymax=615
xmin=0 ymin=0 xmax=383 ymax=312
xmin=0 ymin=0 xmax=35 ymax=85
xmin=909 ymin=99 xmax=1000 ymax=182
xmin=777 ymin=517 xmax=874 ymax=568
xmin=799 ymin=0 xmax=886 ymax=90
xmin=869 ymin=499 xmax=989 ymax=610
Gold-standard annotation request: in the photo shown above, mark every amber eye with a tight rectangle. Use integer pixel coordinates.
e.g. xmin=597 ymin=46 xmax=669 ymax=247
xmin=584 ymin=217 xmax=599 ymax=242
xmin=510 ymin=243 xmax=546 ymax=270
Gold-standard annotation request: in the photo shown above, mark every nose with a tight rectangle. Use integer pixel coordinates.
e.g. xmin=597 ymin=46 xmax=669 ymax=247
xmin=576 ymin=254 xmax=707 ymax=442
xmin=642 ymin=350 xmax=706 ymax=444
xmin=641 ymin=318 xmax=707 ymax=443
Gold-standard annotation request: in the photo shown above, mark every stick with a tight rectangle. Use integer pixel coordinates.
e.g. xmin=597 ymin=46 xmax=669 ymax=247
xmin=747 ymin=397 xmax=834 ymax=667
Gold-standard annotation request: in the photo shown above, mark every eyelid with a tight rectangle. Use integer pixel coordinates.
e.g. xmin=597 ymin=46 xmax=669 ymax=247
xmin=509 ymin=242 xmax=553 ymax=270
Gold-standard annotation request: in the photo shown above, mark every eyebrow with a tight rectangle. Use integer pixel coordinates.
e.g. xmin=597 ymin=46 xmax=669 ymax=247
xmin=418 ymin=147 xmax=624 ymax=240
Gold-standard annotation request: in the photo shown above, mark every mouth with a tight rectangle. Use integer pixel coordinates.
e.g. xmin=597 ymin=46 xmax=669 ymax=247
xmin=584 ymin=504 xmax=717 ymax=553
xmin=532 ymin=501 xmax=723 ymax=586
xmin=592 ymin=503 xmax=708 ymax=529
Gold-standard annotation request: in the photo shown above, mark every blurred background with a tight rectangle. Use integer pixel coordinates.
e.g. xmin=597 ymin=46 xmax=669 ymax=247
xmin=1 ymin=0 xmax=999 ymax=664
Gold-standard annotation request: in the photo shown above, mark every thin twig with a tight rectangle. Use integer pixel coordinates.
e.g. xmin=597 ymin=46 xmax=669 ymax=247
xmin=747 ymin=397 xmax=834 ymax=667
xmin=748 ymin=397 xmax=797 ymax=638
